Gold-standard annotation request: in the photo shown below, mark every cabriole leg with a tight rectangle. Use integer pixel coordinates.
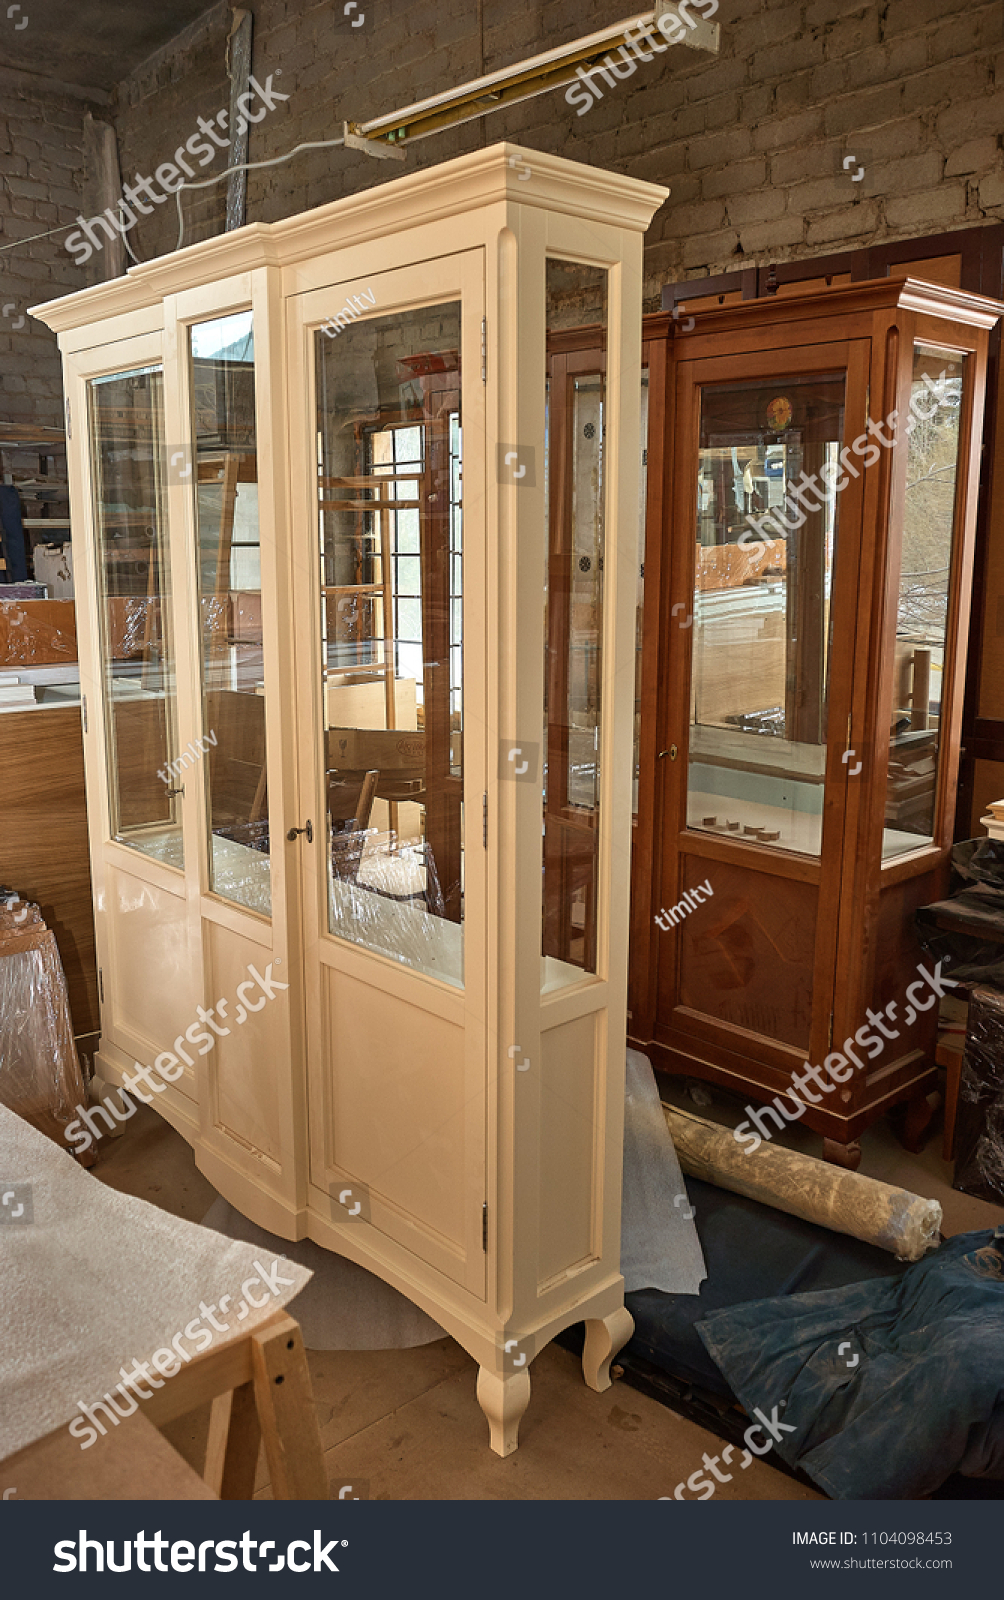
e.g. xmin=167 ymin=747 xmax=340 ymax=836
xmin=476 ymin=1365 xmax=531 ymax=1458
xmin=582 ymin=1306 xmax=634 ymax=1393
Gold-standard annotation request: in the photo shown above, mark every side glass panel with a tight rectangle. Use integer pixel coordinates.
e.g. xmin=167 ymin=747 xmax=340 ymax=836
xmin=686 ymin=372 xmax=846 ymax=857
xmin=882 ymin=344 xmax=965 ymax=858
xmin=189 ymin=312 xmax=270 ymax=917
xmin=542 ymin=261 xmax=609 ymax=987
xmin=315 ymin=301 xmax=463 ymax=988
xmin=88 ymin=364 xmax=183 ymax=868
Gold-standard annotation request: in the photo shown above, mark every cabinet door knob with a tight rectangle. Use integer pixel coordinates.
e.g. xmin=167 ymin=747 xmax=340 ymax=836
xmin=287 ymin=820 xmax=314 ymax=843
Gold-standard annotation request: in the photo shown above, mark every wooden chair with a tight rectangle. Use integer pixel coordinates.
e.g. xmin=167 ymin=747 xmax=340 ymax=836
xmin=328 ymin=767 xmax=379 ymax=882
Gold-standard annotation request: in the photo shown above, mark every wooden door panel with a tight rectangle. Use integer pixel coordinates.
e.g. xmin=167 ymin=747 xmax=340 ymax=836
xmin=668 ymin=860 xmax=818 ymax=1050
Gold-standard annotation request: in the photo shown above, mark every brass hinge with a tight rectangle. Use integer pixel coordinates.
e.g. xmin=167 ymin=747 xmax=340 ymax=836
xmin=65 ymin=395 xmax=71 ymax=439
xmin=98 ymin=967 xmax=104 ymax=1004
xmin=482 ymin=1202 xmax=488 ymax=1252
xmin=482 ymin=791 xmax=487 ymax=849
xmin=481 ymin=317 xmax=486 ymax=385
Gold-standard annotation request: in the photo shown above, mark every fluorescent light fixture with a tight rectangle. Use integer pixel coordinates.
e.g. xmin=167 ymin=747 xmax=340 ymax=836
xmin=344 ymin=5 xmax=720 ymax=155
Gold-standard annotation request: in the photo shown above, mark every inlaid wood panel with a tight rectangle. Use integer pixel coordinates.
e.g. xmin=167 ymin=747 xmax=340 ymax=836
xmin=672 ymin=859 xmax=818 ymax=1051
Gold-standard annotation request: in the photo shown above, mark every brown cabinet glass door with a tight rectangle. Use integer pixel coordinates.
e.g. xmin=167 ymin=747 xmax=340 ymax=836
xmin=654 ymin=338 xmax=871 ymax=1091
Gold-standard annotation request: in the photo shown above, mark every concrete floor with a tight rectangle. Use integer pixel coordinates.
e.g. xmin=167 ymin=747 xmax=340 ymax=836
xmin=91 ymin=1102 xmax=817 ymax=1502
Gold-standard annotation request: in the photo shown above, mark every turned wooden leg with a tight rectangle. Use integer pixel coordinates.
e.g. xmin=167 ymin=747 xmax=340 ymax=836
xmin=943 ymin=1057 xmax=963 ymax=1163
xmin=476 ymin=1366 xmax=531 ymax=1458
xmin=582 ymin=1306 xmax=634 ymax=1393
xmin=822 ymin=1136 xmax=862 ymax=1171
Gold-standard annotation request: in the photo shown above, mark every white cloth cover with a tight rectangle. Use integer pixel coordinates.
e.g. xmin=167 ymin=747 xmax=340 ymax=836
xmin=0 ymin=1104 xmax=312 ymax=1462
xmin=621 ymin=1049 xmax=707 ymax=1294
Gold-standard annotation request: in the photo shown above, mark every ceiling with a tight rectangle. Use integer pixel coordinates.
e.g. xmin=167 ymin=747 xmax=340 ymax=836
xmin=0 ymin=0 xmax=217 ymax=96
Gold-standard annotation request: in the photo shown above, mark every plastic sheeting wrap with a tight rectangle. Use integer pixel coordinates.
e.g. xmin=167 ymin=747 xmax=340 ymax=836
xmin=622 ymin=1050 xmax=706 ymax=1294
xmin=953 ymin=985 xmax=1004 ymax=1204
xmin=0 ymin=1102 xmax=312 ymax=1463
xmin=105 ymin=596 xmax=159 ymax=660
xmin=0 ymin=905 xmax=88 ymax=1149
xmin=329 ymin=830 xmax=464 ymax=987
xmin=0 ymin=597 xmax=76 ymax=665
xmin=210 ymin=829 xmax=272 ymax=918
xmin=915 ymin=835 xmax=1004 ymax=986
xmin=663 ymin=1104 xmax=942 ymax=1262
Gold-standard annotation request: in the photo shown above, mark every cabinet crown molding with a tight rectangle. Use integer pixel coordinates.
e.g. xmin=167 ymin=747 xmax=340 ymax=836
xmin=31 ymin=142 xmax=669 ymax=337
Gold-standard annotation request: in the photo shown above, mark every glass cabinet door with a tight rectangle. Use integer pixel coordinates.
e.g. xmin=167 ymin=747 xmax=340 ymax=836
xmin=188 ymin=311 xmax=271 ymax=916
xmin=882 ymin=344 xmax=966 ymax=859
xmin=88 ymin=363 xmax=183 ymax=868
xmin=686 ymin=371 xmax=846 ymax=856
xmin=314 ymin=301 xmax=464 ymax=987
xmin=542 ymin=261 xmax=609 ymax=984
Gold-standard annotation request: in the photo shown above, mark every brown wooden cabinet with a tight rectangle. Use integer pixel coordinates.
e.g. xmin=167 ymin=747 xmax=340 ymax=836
xmin=630 ymin=277 xmax=1001 ymax=1166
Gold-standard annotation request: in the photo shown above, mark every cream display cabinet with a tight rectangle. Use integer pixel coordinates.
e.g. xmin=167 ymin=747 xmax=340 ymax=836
xmin=33 ymin=145 xmax=667 ymax=1454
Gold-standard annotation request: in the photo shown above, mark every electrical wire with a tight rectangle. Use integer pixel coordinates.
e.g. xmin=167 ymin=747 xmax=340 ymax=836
xmin=0 ymin=133 xmax=347 ymax=262
xmin=0 ymin=219 xmax=77 ymax=254
xmin=173 ymin=135 xmax=346 ymax=252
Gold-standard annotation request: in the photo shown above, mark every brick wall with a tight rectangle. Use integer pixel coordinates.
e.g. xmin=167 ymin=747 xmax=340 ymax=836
xmin=111 ymin=3 xmax=231 ymax=264
xmin=0 ymin=73 xmax=97 ymax=429
xmin=103 ymin=0 xmax=1003 ymax=303
xmin=3 ymin=0 xmax=1003 ymax=417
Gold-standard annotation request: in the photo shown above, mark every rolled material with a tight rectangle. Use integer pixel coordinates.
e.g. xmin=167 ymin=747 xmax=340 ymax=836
xmin=663 ymin=1105 xmax=942 ymax=1262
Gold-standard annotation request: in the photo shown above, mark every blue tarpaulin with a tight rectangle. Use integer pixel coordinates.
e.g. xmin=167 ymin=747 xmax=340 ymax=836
xmin=697 ymin=1226 xmax=1004 ymax=1499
